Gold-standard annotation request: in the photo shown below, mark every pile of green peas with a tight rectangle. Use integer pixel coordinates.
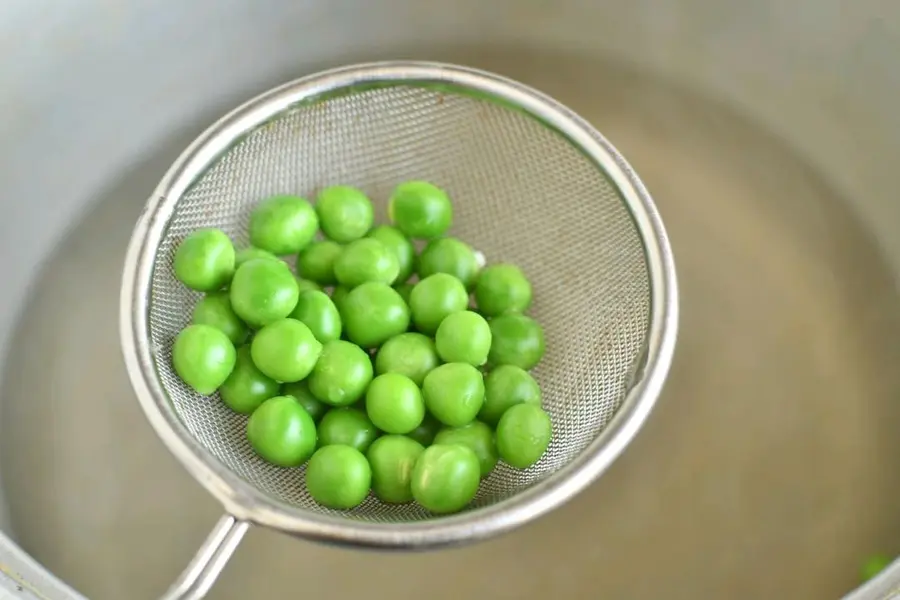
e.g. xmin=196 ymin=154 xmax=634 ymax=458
xmin=170 ymin=180 xmax=551 ymax=514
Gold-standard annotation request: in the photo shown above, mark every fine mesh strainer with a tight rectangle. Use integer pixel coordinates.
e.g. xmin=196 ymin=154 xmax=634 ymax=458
xmin=120 ymin=61 xmax=678 ymax=599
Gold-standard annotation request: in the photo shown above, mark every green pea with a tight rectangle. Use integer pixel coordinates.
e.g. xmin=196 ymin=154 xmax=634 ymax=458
xmin=192 ymin=291 xmax=248 ymax=345
xmin=407 ymin=414 xmax=442 ymax=447
xmin=367 ymin=225 xmax=416 ymax=283
xmin=435 ymin=310 xmax=492 ymax=366
xmin=374 ymin=332 xmax=439 ymax=386
xmin=365 ymin=373 xmax=425 ymax=434
xmin=422 ymin=363 xmax=484 ymax=427
xmin=219 ymin=346 xmax=280 ymax=414
xmin=388 ymin=181 xmax=453 ymax=239
xmin=289 ymin=290 xmax=342 ymax=344
xmin=229 ymin=259 xmax=299 ymax=328
xmin=434 ymin=421 xmax=498 ymax=478
xmin=488 ymin=314 xmax=546 ymax=370
xmin=333 ymin=238 xmax=400 ymax=287
xmin=294 ymin=276 xmax=322 ymax=294
xmin=408 ymin=273 xmax=468 ymax=335
xmin=861 ymin=554 xmax=893 ymax=582
xmin=306 ymin=445 xmax=372 ymax=509
xmin=315 ymin=185 xmax=374 ymax=243
xmin=246 ymin=395 xmax=317 ymax=467
xmin=341 ymin=282 xmax=410 ymax=348
xmin=249 ymin=194 xmax=318 ymax=255
xmin=495 ymin=404 xmax=551 ymax=469
xmin=250 ymin=318 xmax=322 ymax=382
xmin=331 ymin=285 xmax=350 ymax=315
xmin=173 ymin=228 xmax=235 ymax=292
xmin=474 ymin=263 xmax=532 ymax=316
xmin=297 ymin=240 xmax=342 ymax=285
xmin=282 ymin=380 xmax=328 ymax=422
xmin=317 ymin=407 xmax=379 ymax=453
xmin=307 ymin=340 xmax=373 ymax=407
xmin=411 ymin=444 xmax=480 ymax=514
xmin=172 ymin=324 xmax=236 ymax=395
xmin=367 ymin=435 xmax=425 ymax=504
xmin=418 ymin=237 xmax=480 ymax=289
xmin=394 ymin=282 xmax=414 ymax=305
xmin=480 ymin=365 xmax=542 ymax=426
xmin=234 ymin=246 xmax=279 ymax=269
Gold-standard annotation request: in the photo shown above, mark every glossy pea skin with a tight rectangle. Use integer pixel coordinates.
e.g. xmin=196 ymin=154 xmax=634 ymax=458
xmin=374 ymin=332 xmax=439 ymax=386
xmin=435 ymin=310 xmax=492 ymax=366
xmin=388 ymin=181 xmax=453 ymax=239
xmin=246 ymin=395 xmax=317 ymax=467
xmin=474 ymin=263 xmax=532 ymax=316
xmin=495 ymin=403 xmax=552 ymax=469
xmin=422 ymin=363 xmax=485 ymax=427
xmin=219 ymin=345 xmax=280 ymax=414
xmin=249 ymin=195 xmax=319 ymax=255
xmin=480 ymin=365 xmax=542 ymax=426
xmin=367 ymin=435 xmax=425 ymax=504
xmin=172 ymin=324 xmax=236 ymax=395
xmin=317 ymin=407 xmax=379 ymax=453
xmin=488 ymin=314 xmax=546 ymax=371
xmin=341 ymin=282 xmax=410 ymax=348
xmin=333 ymin=238 xmax=400 ymax=288
xmin=367 ymin=225 xmax=416 ymax=283
xmin=282 ymin=380 xmax=328 ymax=422
xmin=192 ymin=291 xmax=248 ymax=345
xmin=408 ymin=273 xmax=468 ymax=335
xmin=407 ymin=414 xmax=442 ymax=447
xmin=331 ymin=285 xmax=350 ymax=315
xmin=173 ymin=228 xmax=235 ymax=292
xmin=229 ymin=259 xmax=299 ymax=328
xmin=316 ymin=185 xmax=374 ymax=243
xmin=234 ymin=246 xmax=279 ymax=269
xmin=250 ymin=318 xmax=322 ymax=382
xmin=434 ymin=420 xmax=498 ymax=478
xmin=297 ymin=240 xmax=343 ymax=285
xmin=365 ymin=373 xmax=425 ymax=434
xmin=294 ymin=276 xmax=322 ymax=294
xmin=411 ymin=444 xmax=480 ymax=514
xmin=417 ymin=237 xmax=480 ymax=289
xmin=308 ymin=340 xmax=373 ymax=407
xmin=289 ymin=290 xmax=342 ymax=344
xmin=306 ymin=445 xmax=372 ymax=509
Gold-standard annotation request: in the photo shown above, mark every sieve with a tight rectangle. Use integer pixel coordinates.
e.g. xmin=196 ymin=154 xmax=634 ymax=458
xmin=120 ymin=61 xmax=678 ymax=600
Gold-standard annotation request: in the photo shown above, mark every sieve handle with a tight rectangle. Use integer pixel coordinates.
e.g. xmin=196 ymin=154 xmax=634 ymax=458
xmin=160 ymin=514 xmax=249 ymax=600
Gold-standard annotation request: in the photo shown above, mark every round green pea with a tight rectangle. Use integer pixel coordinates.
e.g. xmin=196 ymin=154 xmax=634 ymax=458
xmin=234 ymin=246 xmax=279 ymax=269
xmin=297 ymin=240 xmax=342 ymax=285
xmin=307 ymin=340 xmax=373 ymax=407
xmin=480 ymin=365 xmax=542 ymax=426
xmin=407 ymin=414 xmax=442 ymax=447
xmin=246 ymin=395 xmax=317 ymax=467
xmin=435 ymin=310 xmax=492 ymax=366
xmin=422 ymin=363 xmax=484 ymax=427
xmin=495 ymin=403 xmax=552 ymax=469
xmin=229 ymin=259 xmax=299 ymax=328
xmin=317 ymin=407 xmax=379 ymax=453
xmin=331 ymin=285 xmax=350 ymax=315
xmin=333 ymin=238 xmax=400 ymax=287
xmin=249 ymin=194 xmax=318 ymax=255
xmin=394 ymin=282 xmax=414 ymax=305
xmin=374 ymin=332 xmax=439 ymax=386
xmin=306 ymin=445 xmax=372 ymax=509
xmin=434 ymin=421 xmax=498 ymax=478
xmin=250 ymin=318 xmax=322 ymax=382
xmin=219 ymin=345 xmax=280 ymax=414
xmin=365 ymin=373 xmax=425 ymax=434
xmin=341 ymin=282 xmax=410 ymax=348
xmin=418 ymin=237 xmax=480 ymax=289
xmin=316 ymin=185 xmax=374 ymax=243
xmin=861 ymin=554 xmax=893 ymax=582
xmin=192 ymin=291 xmax=248 ymax=345
xmin=294 ymin=276 xmax=322 ymax=294
xmin=474 ymin=263 xmax=532 ymax=316
xmin=367 ymin=435 xmax=425 ymax=504
xmin=282 ymin=381 xmax=328 ymax=422
xmin=173 ymin=228 xmax=235 ymax=292
xmin=367 ymin=225 xmax=416 ymax=283
xmin=172 ymin=324 xmax=236 ymax=395
xmin=408 ymin=273 xmax=468 ymax=335
xmin=488 ymin=314 xmax=546 ymax=370
xmin=388 ymin=181 xmax=453 ymax=239
xmin=411 ymin=444 xmax=480 ymax=514
xmin=289 ymin=290 xmax=342 ymax=344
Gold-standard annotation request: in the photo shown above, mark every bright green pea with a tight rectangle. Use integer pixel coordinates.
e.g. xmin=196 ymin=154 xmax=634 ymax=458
xmin=495 ymin=403 xmax=551 ymax=469
xmin=411 ymin=444 xmax=480 ymax=514
xmin=246 ymin=395 xmax=317 ymax=467
xmin=297 ymin=240 xmax=342 ymax=285
xmin=306 ymin=445 xmax=372 ymax=509
xmin=474 ymin=263 xmax=532 ymax=316
xmin=418 ymin=237 xmax=480 ymax=289
xmin=294 ymin=276 xmax=322 ymax=294
xmin=282 ymin=380 xmax=328 ymax=422
xmin=172 ymin=324 xmax=236 ymax=395
xmin=289 ymin=290 xmax=342 ymax=344
xmin=365 ymin=373 xmax=425 ymax=434
xmin=394 ymin=282 xmax=414 ymax=305
xmin=173 ymin=228 xmax=235 ymax=292
xmin=861 ymin=554 xmax=893 ymax=582
xmin=434 ymin=421 xmax=498 ymax=478
xmin=341 ymin=282 xmax=410 ymax=348
xmin=192 ymin=291 xmax=248 ymax=345
xmin=435 ymin=310 xmax=492 ymax=366
xmin=367 ymin=225 xmax=416 ymax=283
xmin=229 ymin=259 xmax=299 ymax=328
xmin=317 ymin=407 xmax=379 ymax=453
xmin=249 ymin=194 xmax=318 ymax=255
xmin=480 ymin=365 xmax=542 ymax=426
xmin=250 ymin=318 xmax=322 ymax=382
xmin=488 ymin=314 xmax=546 ymax=370
xmin=331 ymin=285 xmax=350 ymax=315
xmin=307 ymin=340 xmax=373 ymax=407
xmin=388 ymin=181 xmax=452 ymax=239
xmin=367 ymin=435 xmax=425 ymax=504
xmin=407 ymin=414 xmax=441 ymax=447
xmin=316 ymin=185 xmax=374 ymax=243
xmin=333 ymin=238 xmax=400 ymax=287
xmin=374 ymin=332 xmax=439 ymax=386
xmin=408 ymin=273 xmax=468 ymax=335
xmin=422 ymin=363 xmax=484 ymax=427
xmin=219 ymin=345 xmax=280 ymax=414
xmin=234 ymin=246 xmax=279 ymax=269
